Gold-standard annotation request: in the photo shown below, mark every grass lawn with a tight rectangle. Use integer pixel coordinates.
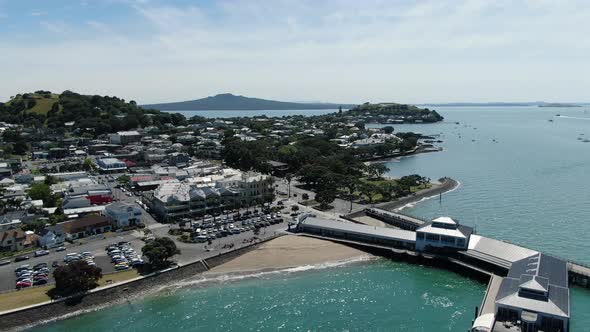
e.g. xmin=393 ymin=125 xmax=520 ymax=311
xmin=0 ymin=285 xmax=52 ymax=312
xmin=28 ymin=96 xmax=59 ymax=115
xmin=0 ymin=270 xmax=141 ymax=312
xmin=98 ymin=269 xmax=140 ymax=286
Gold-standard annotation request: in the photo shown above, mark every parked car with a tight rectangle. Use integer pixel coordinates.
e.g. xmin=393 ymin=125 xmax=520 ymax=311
xmin=14 ymin=256 xmax=30 ymax=262
xmin=16 ymin=280 xmax=32 ymax=289
xmin=0 ymin=260 xmax=10 ymax=266
xmin=33 ymin=263 xmax=48 ymax=270
xmin=55 ymin=246 xmax=66 ymax=252
xmin=34 ymin=250 xmax=50 ymax=257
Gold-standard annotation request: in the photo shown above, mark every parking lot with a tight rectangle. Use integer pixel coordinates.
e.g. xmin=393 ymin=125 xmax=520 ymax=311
xmin=0 ymin=232 xmax=144 ymax=293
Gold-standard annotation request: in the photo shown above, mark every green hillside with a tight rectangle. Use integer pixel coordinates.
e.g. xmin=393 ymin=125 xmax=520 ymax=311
xmin=0 ymin=90 xmax=187 ymax=135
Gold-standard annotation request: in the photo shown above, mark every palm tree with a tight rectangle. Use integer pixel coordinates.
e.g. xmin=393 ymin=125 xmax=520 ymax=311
xmin=285 ymin=173 xmax=293 ymax=198
xmin=344 ymin=179 xmax=359 ymax=213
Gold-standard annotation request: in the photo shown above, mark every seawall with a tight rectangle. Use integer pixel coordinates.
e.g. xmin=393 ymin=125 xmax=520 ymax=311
xmin=375 ymin=177 xmax=459 ymax=211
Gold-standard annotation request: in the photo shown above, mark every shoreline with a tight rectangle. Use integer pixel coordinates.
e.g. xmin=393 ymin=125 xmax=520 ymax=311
xmin=363 ymin=145 xmax=443 ymax=164
xmin=0 ymin=235 xmax=372 ymax=331
xmin=207 ymin=235 xmax=371 ymax=274
xmin=375 ymin=177 xmax=459 ymax=212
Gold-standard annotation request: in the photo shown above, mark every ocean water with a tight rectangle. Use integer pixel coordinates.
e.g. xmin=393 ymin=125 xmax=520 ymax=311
xmin=29 ymin=106 xmax=590 ymax=331
xmin=163 ymin=109 xmax=339 ymax=118
xmin=376 ymin=106 xmax=590 ymax=264
xmin=29 ymin=259 xmax=486 ymax=332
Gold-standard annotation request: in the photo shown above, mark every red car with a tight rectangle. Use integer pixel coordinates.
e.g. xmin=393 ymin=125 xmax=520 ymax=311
xmin=16 ymin=280 xmax=32 ymax=289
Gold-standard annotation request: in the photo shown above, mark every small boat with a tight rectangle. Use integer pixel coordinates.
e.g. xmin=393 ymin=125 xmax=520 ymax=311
xmin=556 ymin=114 xmax=561 ymax=117
xmin=548 ymin=119 xmax=553 ymax=122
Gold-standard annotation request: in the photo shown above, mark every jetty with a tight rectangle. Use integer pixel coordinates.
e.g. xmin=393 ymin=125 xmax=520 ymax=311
xmin=295 ymin=209 xmax=590 ymax=332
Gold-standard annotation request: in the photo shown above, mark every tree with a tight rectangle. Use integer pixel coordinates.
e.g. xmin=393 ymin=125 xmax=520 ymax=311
xmin=382 ymin=126 xmax=394 ymax=134
xmin=315 ymin=189 xmax=336 ymax=210
xmin=301 ymin=193 xmax=309 ymax=201
xmin=50 ymin=261 xmax=102 ymax=298
xmin=366 ymin=163 xmax=390 ymax=179
xmin=117 ymin=175 xmax=131 ymax=187
xmin=343 ymin=178 xmax=360 ymax=212
xmin=142 ymin=237 xmax=180 ymax=269
xmin=28 ymin=183 xmax=51 ymax=201
xmin=21 ymin=220 xmax=47 ymax=234
xmin=285 ymin=173 xmax=293 ymax=197
xmin=44 ymin=174 xmax=59 ymax=186
xmin=359 ymin=183 xmax=378 ymax=205
xmin=83 ymin=158 xmax=95 ymax=172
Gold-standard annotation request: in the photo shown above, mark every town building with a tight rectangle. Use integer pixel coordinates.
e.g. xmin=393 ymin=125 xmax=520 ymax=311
xmin=109 ymin=131 xmax=142 ymax=145
xmin=60 ymin=215 xmax=113 ymax=240
xmin=105 ymin=201 xmax=142 ymax=228
xmin=38 ymin=225 xmax=65 ymax=249
xmin=96 ymin=157 xmax=127 ymax=173
xmin=0 ymin=228 xmax=27 ymax=252
xmin=150 ymin=171 xmax=273 ymax=222
xmin=415 ymin=216 xmax=472 ymax=251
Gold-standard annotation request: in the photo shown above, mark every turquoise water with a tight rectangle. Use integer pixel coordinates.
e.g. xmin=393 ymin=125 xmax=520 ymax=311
xmin=30 ymin=260 xmax=486 ymax=332
xmin=164 ymin=109 xmax=338 ymax=118
xmin=30 ymin=106 xmax=590 ymax=331
xmin=377 ymin=106 xmax=590 ymax=264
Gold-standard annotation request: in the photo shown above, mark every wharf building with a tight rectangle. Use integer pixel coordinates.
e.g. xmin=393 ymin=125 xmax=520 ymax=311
xmin=415 ymin=216 xmax=472 ymax=251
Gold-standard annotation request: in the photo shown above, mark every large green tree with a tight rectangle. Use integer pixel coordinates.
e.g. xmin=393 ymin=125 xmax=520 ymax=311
xmin=142 ymin=237 xmax=180 ymax=269
xmin=50 ymin=261 xmax=102 ymax=298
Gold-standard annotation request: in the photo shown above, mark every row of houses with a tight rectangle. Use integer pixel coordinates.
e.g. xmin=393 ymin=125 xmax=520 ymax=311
xmin=1 ymin=201 xmax=142 ymax=252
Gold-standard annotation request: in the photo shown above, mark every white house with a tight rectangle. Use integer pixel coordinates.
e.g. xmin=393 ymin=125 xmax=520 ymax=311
xmin=415 ymin=216 xmax=473 ymax=251
xmin=105 ymin=201 xmax=142 ymax=228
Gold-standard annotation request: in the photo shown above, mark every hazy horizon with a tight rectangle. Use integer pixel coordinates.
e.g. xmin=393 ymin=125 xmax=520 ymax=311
xmin=1 ymin=0 xmax=589 ymax=104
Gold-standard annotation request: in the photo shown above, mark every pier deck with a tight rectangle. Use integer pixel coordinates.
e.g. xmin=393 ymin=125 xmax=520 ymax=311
xmin=364 ymin=207 xmax=426 ymax=230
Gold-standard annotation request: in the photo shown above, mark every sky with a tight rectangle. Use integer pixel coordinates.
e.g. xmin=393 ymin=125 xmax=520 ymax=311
xmin=1 ymin=0 xmax=589 ymax=104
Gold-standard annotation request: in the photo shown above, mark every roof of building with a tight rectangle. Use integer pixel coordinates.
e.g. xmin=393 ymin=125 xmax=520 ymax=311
xmin=61 ymin=215 xmax=112 ymax=234
xmin=63 ymin=205 xmax=106 ymax=215
xmin=106 ymin=201 xmax=140 ymax=211
xmin=466 ymin=235 xmax=539 ymax=269
xmin=300 ymin=216 xmax=416 ymax=243
xmin=0 ymin=228 xmax=26 ymax=243
xmin=432 ymin=216 xmax=457 ymax=225
xmin=116 ymin=131 xmax=141 ymax=136
xmin=416 ymin=221 xmax=472 ymax=239
xmin=495 ymin=253 xmax=570 ymax=318
xmin=97 ymin=158 xmax=126 ymax=165
xmin=154 ymin=182 xmax=190 ymax=202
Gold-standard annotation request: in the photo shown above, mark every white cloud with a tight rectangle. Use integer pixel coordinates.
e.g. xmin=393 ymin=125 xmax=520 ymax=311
xmin=1 ymin=0 xmax=590 ymax=103
xmin=30 ymin=11 xmax=46 ymax=16
xmin=39 ymin=20 xmax=69 ymax=34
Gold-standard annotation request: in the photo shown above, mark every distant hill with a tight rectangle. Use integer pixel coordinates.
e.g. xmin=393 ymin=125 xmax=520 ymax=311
xmin=538 ymin=103 xmax=581 ymax=108
xmin=421 ymin=102 xmax=584 ymax=107
xmin=142 ymin=93 xmax=355 ymax=111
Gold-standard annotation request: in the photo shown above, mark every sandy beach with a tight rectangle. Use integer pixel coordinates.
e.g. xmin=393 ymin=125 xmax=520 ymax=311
xmin=209 ymin=235 xmax=371 ymax=273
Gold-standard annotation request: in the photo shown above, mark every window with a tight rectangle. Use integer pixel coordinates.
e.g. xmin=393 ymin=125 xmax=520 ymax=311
xmin=426 ymin=233 xmax=439 ymax=241
xmin=417 ymin=233 xmax=424 ymax=240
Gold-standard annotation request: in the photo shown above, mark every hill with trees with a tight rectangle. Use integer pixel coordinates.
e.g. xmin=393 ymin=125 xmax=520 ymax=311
xmin=142 ymin=93 xmax=355 ymax=111
xmin=0 ymin=90 xmax=187 ymax=135
xmin=343 ymin=103 xmax=444 ymax=123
